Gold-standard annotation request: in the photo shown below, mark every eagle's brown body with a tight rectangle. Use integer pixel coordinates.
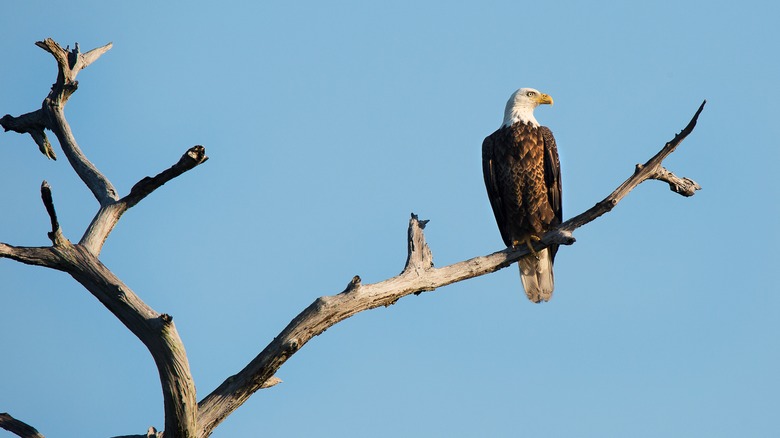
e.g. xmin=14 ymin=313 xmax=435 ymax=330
xmin=482 ymin=120 xmax=562 ymax=302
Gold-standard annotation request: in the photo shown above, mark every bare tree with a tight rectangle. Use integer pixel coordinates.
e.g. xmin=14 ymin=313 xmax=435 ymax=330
xmin=0 ymin=39 xmax=704 ymax=438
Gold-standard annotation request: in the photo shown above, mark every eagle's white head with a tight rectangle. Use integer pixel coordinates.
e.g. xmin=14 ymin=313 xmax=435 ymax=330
xmin=502 ymin=87 xmax=554 ymax=128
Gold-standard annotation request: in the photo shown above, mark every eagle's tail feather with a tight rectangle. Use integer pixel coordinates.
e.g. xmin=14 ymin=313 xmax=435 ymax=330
xmin=518 ymin=248 xmax=554 ymax=303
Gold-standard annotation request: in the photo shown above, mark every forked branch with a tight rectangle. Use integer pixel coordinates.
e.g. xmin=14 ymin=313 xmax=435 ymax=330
xmin=34 ymin=39 xmax=113 ymax=105
xmin=80 ymin=145 xmax=209 ymax=254
xmin=558 ymin=100 xmax=705 ymax=234
xmin=0 ymin=39 xmax=117 ymax=201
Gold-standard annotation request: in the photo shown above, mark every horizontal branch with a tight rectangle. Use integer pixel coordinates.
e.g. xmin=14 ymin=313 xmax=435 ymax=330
xmin=0 ymin=110 xmax=55 ymax=159
xmin=0 ymin=243 xmax=63 ymax=269
xmin=195 ymin=101 xmax=706 ymax=437
xmin=0 ymin=109 xmax=45 ymax=132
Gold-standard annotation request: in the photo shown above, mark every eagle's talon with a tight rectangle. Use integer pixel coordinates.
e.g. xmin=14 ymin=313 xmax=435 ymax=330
xmin=513 ymin=236 xmax=541 ymax=260
xmin=526 ymin=236 xmax=542 ymax=260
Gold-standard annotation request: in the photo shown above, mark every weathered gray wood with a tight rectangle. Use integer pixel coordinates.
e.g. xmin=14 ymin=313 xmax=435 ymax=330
xmin=80 ymin=145 xmax=209 ymax=254
xmin=39 ymin=39 xmax=118 ymax=205
xmin=57 ymin=244 xmax=197 ymax=438
xmin=557 ymin=100 xmax=704 ymax=234
xmin=0 ymin=39 xmax=204 ymax=438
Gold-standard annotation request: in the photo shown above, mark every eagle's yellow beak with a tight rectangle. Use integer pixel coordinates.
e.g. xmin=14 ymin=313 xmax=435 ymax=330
xmin=536 ymin=93 xmax=554 ymax=106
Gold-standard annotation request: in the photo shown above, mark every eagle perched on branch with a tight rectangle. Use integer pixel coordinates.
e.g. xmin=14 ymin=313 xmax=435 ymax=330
xmin=482 ymin=88 xmax=562 ymax=303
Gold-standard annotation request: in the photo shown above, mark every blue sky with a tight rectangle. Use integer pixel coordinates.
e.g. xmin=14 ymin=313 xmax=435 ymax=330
xmin=1 ymin=1 xmax=778 ymax=437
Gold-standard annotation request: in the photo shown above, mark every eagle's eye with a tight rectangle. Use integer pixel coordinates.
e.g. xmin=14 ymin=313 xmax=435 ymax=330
xmin=526 ymin=91 xmax=535 ymax=97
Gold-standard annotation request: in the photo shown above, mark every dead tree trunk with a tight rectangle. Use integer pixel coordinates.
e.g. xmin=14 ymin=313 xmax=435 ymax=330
xmin=0 ymin=39 xmax=704 ymax=438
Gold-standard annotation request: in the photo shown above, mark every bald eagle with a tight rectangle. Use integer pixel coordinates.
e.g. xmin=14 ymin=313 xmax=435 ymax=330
xmin=482 ymin=88 xmax=562 ymax=303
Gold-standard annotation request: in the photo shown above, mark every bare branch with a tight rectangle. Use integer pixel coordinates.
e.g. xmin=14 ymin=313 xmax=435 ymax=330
xmin=34 ymin=39 xmax=69 ymax=78
xmin=124 ymin=145 xmax=209 ymax=209
xmin=0 ymin=109 xmax=45 ymax=131
xmin=2 ymin=40 xmax=116 ymax=197
xmin=36 ymin=38 xmax=118 ymax=203
xmin=2 ymin=235 xmax=198 ymax=437
xmin=80 ymin=42 xmax=114 ymax=70
xmin=0 ymin=413 xmax=45 ymax=438
xmin=0 ymin=180 xmax=69 ymax=268
xmin=46 ymin=100 xmax=119 ymax=206
xmin=47 ymin=244 xmax=197 ymax=437
xmin=195 ymin=101 xmax=705 ymax=437
xmin=78 ymin=203 xmax=124 ymax=255
xmin=559 ymin=100 xmax=705 ymax=233
xmin=648 ymin=166 xmax=701 ymax=196
xmin=0 ymin=244 xmax=62 ymax=269
xmin=4 ymin=39 xmax=207 ymax=255
xmin=39 ymin=181 xmax=69 ymax=247
xmin=0 ymin=110 xmax=55 ymax=159
xmin=2 ymin=234 xmax=199 ymax=436
xmin=79 ymin=145 xmax=209 ymax=255
xmin=4 ymin=40 xmax=207 ymax=435
xmin=34 ymin=39 xmax=113 ymax=105
xmin=40 ymin=181 xmax=59 ymax=233
xmin=26 ymin=39 xmax=120 ymax=203
xmin=29 ymin=129 xmax=56 ymax=160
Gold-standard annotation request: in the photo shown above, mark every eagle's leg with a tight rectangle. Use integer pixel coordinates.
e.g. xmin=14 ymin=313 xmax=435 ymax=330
xmin=513 ymin=236 xmax=541 ymax=260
